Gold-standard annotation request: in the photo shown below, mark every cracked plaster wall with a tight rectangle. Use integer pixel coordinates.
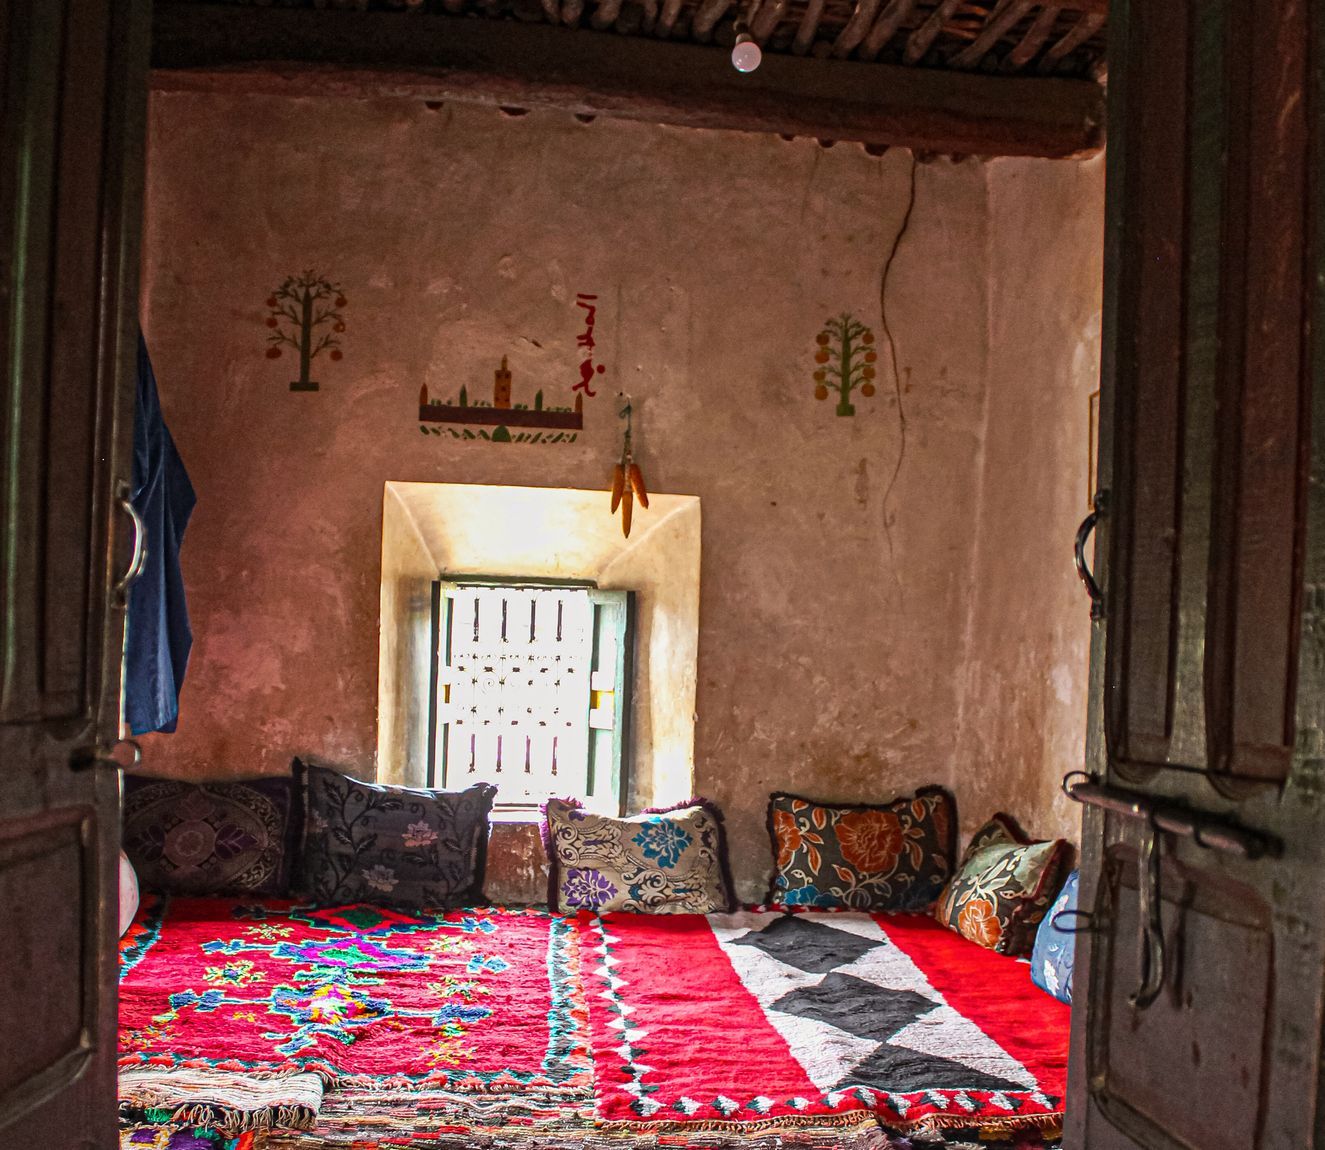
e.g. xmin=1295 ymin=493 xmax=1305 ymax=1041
xmin=138 ymin=92 xmax=1102 ymax=902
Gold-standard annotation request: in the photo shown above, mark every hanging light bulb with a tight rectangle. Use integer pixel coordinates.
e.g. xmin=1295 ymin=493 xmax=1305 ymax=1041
xmin=731 ymin=22 xmax=762 ymax=72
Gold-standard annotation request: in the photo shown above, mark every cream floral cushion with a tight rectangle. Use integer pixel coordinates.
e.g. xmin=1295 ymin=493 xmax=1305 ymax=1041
xmin=542 ymin=798 xmax=735 ymax=914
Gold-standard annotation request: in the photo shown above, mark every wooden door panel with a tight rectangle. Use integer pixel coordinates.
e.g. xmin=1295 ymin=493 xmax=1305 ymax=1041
xmin=0 ymin=0 xmax=148 ymax=1145
xmin=42 ymin=0 xmax=114 ymax=720
xmin=1104 ymin=0 xmax=1191 ymax=774
xmin=1104 ymin=0 xmax=1313 ymax=788
xmin=0 ymin=0 xmax=68 ymax=724
xmin=0 ymin=0 xmax=129 ymax=729
xmin=0 ymin=809 xmax=97 ymax=1115
xmin=1071 ymin=2 xmax=1325 ymax=1147
xmin=1204 ymin=0 xmax=1311 ymax=788
xmin=1087 ymin=846 xmax=1272 ymax=1150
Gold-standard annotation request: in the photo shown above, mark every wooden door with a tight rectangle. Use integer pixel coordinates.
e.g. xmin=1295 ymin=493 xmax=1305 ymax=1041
xmin=0 ymin=2 xmax=149 ymax=1147
xmin=1067 ymin=2 xmax=1325 ymax=1148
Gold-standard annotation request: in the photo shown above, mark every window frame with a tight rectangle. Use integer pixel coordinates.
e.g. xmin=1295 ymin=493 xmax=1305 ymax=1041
xmin=426 ymin=576 xmax=634 ymax=816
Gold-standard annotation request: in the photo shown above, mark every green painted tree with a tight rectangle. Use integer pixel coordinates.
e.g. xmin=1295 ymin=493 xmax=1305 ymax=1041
xmin=813 ymin=313 xmax=878 ymax=417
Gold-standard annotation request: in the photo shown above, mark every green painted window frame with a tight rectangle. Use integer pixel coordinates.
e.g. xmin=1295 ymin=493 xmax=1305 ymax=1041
xmin=427 ymin=577 xmax=634 ymax=816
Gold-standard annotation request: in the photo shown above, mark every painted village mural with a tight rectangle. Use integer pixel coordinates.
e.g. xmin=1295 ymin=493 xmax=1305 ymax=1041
xmin=415 ymin=288 xmax=607 ymax=444
xmin=419 ymin=358 xmax=583 ymax=443
xmin=265 ymin=271 xmax=347 ymax=392
xmin=261 ymin=269 xmax=882 ymax=450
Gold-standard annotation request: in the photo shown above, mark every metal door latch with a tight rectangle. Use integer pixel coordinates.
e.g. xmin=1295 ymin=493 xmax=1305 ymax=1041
xmin=70 ymin=739 xmax=142 ymax=773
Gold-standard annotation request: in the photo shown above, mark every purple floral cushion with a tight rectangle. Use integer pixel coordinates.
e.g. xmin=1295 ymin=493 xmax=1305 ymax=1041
xmin=121 ymin=775 xmax=300 ymax=897
xmin=120 ymin=1125 xmax=232 ymax=1149
xmin=298 ymin=760 xmax=496 ymax=910
xmin=541 ymin=797 xmax=735 ymax=914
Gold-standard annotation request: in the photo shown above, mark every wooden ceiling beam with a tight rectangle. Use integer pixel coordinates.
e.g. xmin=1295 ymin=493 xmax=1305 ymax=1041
xmin=1038 ymin=10 xmax=1104 ymax=73
xmin=150 ymin=1 xmax=1104 ymax=159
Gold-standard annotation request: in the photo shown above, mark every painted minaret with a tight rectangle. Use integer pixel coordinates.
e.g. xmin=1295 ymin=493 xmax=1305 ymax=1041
xmin=494 ymin=356 xmax=513 ymax=409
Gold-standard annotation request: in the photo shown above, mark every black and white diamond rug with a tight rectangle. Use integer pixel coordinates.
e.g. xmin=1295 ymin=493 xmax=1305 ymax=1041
xmin=716 ymin=912 xmax=1037 ymax=1096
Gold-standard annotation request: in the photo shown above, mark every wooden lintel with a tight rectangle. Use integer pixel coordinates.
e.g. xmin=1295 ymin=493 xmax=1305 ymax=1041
xmin=150 ymin=2 xmax=1104 ymax=159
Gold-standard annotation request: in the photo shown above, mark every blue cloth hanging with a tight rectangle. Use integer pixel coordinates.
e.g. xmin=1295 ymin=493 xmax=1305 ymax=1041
xmin=124 ymin=333 xmax=196 ymax=735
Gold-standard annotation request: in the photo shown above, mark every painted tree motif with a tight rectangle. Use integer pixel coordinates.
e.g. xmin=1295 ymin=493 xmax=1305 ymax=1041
xmin=265 ymin=271 xmax=347 ymax=392
xmin=813 ymin=313 xmax=877 ymax=417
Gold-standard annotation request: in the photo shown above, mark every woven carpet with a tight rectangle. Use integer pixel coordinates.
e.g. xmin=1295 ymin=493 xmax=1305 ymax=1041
xmin=582 ymin=910 xmax=1068 ymax=1139
xmin=120 ymin=899 xmax=1067 ymax=1146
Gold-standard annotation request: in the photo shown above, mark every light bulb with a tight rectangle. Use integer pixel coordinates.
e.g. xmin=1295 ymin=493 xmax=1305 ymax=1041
xmin=731 ymin=32 xmax=762 ymax=72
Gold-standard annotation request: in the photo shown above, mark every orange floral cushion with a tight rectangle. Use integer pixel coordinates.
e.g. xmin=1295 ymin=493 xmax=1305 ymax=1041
xmin=936 ymin=814 xmax=1069 ymax=956
xmin=764 ymin=788 xmax=956 ymax=911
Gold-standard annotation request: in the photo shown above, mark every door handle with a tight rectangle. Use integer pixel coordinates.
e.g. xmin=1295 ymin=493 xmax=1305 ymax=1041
xmin=1074 ymin=493 xmax=1105 ymax=620
xmin=114 ymin=480 xmax=147 ymax=605
xmin=70 ymin=739 xmax=142 ymax=774
xmin=1129 ymin=819 xmax=1167 ymax=1009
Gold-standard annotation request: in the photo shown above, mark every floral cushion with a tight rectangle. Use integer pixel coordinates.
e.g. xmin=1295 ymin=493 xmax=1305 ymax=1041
xmin=1031 ymin=869 xmax=1080 ymax=1003
xmin=120 ymin=1125 xmax=238 ymax=1149
xmin=542 ymin=798 xmax=735 ymax=914
xmin=764 ymin=788 xmax=956 ymax=911
xmin=298 ymin=760 xmax=496 ymax=909
xmin=121 ymin=775 xmax=301 ymax=897
xmin=935 ymin=814 xmax=1070 ymax=956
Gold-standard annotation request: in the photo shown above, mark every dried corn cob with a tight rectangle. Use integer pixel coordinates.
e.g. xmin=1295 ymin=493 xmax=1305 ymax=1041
xmin=621 ymin=484 xmax=634 ymax=538
xmin=627 ymin=462 xmax=649 ymax=509
xmin=610 ymin=463 xmax=625 ymax=513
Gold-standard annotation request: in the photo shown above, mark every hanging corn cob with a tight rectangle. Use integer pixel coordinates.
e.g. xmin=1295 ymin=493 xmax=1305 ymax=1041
xmin=610 ymin=397 xmax=647 ymax=537
xmin=628 ymin=461 xmax=648 ymax=509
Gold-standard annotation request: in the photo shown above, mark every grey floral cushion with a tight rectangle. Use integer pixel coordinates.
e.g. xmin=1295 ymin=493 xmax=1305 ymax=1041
xmin=298 ymin=760 xmax=496 ymax=909
xmin=542 ymin=797 xmax=735 ymax=914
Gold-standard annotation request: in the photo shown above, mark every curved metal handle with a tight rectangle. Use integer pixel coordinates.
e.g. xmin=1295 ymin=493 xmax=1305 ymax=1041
xmin=1074 ymin=508 xmax=1103 ymax=620
xmin=115 ymin=481 xmax=147 ymax=604
xmin=70 ymin=739 xmax=142 ymax=773
xmin=1129 ymin=822 xmax=1166 ymax=1009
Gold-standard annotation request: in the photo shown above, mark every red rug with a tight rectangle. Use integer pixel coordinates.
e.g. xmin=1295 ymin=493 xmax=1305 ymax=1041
xmin=119 ymin=896 xmax=591 ymax=1094
xmin=582 ymin=910 xmax=1069 ymax=1137
xmin=120 ymin=899 xmax=1067 ymax=1144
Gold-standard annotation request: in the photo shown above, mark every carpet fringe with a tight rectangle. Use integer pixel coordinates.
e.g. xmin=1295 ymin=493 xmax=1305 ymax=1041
xmin=596 ymin=1108 xmax=1063 ymax=1139
xmin=132 ymin=1101 xmax=319 ymax=1136
xmin=119 ymin=1068 xmax=323 ymax=1134
xmin=595 ymin=1110 xmax=886 ymax=1135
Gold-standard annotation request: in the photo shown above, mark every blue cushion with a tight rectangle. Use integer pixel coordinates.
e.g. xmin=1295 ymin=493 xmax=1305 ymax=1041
xmin=1030 ymin=869 xmax=1079 ymax=1003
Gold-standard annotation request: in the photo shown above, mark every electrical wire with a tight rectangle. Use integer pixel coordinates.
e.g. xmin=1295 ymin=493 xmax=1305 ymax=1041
xmin=878 ymin=153 xmax=919 ymax=574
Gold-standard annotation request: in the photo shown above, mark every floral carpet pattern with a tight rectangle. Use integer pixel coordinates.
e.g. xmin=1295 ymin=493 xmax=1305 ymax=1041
xmin=119 ymin=896 xmax=590 ymax=1093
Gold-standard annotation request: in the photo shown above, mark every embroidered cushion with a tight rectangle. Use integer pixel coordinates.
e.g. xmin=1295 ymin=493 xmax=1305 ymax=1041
xmin=121 ymin=774 xmax=301 ymax=897
xmin=764 ymin=788 xmax=956 ymax=911
xmin=936 ymin=814 xmax=1069 ymax=956
xmin=542 ymin=797 xmax=735 ymax=914
xmin=1031 ymin=869 xmax=1080 ymax=1003
xmin=298 ymin=760 xmax=496 ymax=909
